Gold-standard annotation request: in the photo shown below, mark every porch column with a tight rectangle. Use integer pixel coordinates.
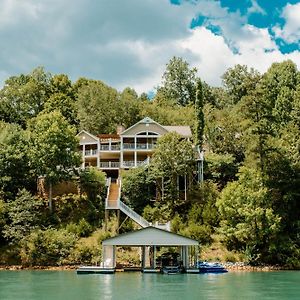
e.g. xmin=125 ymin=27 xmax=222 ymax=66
xmin=153 ymin=246 xmax=157 ymax=269
xmin=134 ymin=136 xmax=137 ymax=167
xmin=142 ymin=246 xmax=146 ymax=269
xmin=97 ymin=140 xmax=100 ymax=168
xmin=120 ymin=138 xmax=123 ymax=168
xmin=82 ymin=144 xmax=86 ymax=168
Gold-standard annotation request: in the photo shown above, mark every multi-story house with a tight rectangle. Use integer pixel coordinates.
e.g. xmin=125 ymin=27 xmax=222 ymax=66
xmin=77 ymin=117 xmax=192 ymax=230
xmin=78 ymin=117 xmax=192 ymax=178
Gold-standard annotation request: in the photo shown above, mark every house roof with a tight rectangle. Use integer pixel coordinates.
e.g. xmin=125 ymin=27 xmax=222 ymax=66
xmin=102 ymin=226 xmax=199 ymax=246
xmin=163 ymin=126 xmax=192 ymax=138
xmin=120 ymin=117 xmax=167 ymax=136
xmin=77 ymin=130 xmax=99 ymax=141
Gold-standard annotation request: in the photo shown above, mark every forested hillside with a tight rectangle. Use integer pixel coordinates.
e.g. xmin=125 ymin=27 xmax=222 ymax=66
xmin=0 ymin=58 xmax=299 ymax=268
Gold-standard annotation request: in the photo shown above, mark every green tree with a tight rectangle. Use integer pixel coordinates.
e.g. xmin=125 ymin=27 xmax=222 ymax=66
xmin=119 ymin=87 xmax=141 ymax=128
xmin=0 ymin=67 xmax=51 ymax=127
xmin=3 ymin=189 xmax=44 ymax=244
xmin=121 ymin=166 xmax=155 ymax=214
xmin=79 ymin=167 xmax=106 ymax=203
xmin=222 ymin=64 xmax=260 ymax=105
xmin=150 ymin=132 xmax=194 ymax=214
xmin=160 ymin=56 xmax=197 ymax=106
xmin=194 ymin=79 xmax=204 ymax=148
xmin=217 ymin=167 xmax=281 ymax=264
xmin=0 ymin=122 xmax=34 ymax=199
xmin=29 ymin=111 xmax=81 ymax=211
xmin=77 ymin=81 xmax=119 ymax=134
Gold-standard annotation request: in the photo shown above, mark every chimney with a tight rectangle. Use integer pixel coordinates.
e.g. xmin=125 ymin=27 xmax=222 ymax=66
xmin=117 ymin=125 xmax=125 ymax=135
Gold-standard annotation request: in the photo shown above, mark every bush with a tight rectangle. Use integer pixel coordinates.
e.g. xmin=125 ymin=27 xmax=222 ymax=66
xmin=180 ymin=223 xmax=213 ymax=245
xmin=20 ymin=228 xmax=77 ymax=266
xmin=65 ymin=218 xmax=93 ymax=237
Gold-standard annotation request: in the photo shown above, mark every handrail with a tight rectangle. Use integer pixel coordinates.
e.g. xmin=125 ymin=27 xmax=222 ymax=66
xmin=118 ymin=201 xmax=150 ymax=228
xmin=105 ymin=177 xmax=111 ymax=208
xmin=117 ymin=177 xmax=149 ymax=228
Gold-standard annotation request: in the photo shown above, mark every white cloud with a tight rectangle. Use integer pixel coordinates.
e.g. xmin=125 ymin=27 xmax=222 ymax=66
xmin=273 ymin=3 xmax=300 ymax=43
xmin=179 ymin=26 xmax=300 ymax=86
xmin=247 ymin=0 xmax=266 ymax=15
xmin=0 ymin=0 xmax=299 ymax=94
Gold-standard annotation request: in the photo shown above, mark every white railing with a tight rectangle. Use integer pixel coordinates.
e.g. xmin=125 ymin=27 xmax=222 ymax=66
xmin=100 ymin=144 xmax=120 ymax=151
xmin=122 ymin=161 xmax=135 ymax=168
xmin=84 ymin=149 xmax=98 ymax=156
xmin=105 ymin=177 xmax=111 ymax=208
xmin=118 ymin=201 xmax=150 ymax=228
xmin=123 ymin=143 xmax=156 ymax=150
xmin=123 ymin=143 xmax=135 ymax=149
xmin=100 ymin=161 xmax=120 ymax=168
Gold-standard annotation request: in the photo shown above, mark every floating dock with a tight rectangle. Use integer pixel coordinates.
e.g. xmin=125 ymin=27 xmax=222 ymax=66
xmin=76 ymin=266 xmax=115 ymax=274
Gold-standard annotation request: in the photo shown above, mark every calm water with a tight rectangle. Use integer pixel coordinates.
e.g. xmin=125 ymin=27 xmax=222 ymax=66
xmin=0 ymin=270 xmax=299 ymax=300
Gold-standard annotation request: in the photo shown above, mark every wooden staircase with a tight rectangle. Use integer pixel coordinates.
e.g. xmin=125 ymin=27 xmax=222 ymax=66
xmin=105 ymin=177 xmax=170 ymax=230
xmin=107 ymin=182 xmax=119 ymax=209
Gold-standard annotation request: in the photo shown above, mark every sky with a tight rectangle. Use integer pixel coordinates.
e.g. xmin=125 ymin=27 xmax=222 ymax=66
xmin=0 ymin=0 xmax=300 ymax=94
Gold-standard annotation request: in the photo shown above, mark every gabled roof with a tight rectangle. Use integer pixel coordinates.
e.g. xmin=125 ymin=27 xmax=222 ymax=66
xmin=163 ymin=126 xmax=192 ymax=138
xmin=77 ymin=130 xmax=99 ymax=142
xmin=120 ymin=117 xmax=168 ymax=136
xmin=102 ymin=226 xmax=199 ymax=246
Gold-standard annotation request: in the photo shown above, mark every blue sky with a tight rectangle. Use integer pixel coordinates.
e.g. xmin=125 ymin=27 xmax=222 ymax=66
xmin=0 ymin=0 xmax=299 ymax=93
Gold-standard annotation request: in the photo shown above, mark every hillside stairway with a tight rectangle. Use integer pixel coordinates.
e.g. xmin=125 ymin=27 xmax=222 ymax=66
xmin=105 ymin=178 xmax=170 ymax=230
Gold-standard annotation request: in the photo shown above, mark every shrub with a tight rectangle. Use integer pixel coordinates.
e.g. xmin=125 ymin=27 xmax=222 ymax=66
xmin=20 ymin=228 xmax=77 ymax=266
xmin=65 ymin=218 xmax=93 ymax=237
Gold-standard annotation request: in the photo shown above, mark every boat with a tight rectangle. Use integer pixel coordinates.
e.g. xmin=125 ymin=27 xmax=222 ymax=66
xmin=196 ymin=261 xmax=228 ymax=273
xmin=162 ymin=266 xmax=181 ymax=274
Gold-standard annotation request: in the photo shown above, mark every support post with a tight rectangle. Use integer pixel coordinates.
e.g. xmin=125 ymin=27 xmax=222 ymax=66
xmin=105 ymin=210 xmax=108 ymax=231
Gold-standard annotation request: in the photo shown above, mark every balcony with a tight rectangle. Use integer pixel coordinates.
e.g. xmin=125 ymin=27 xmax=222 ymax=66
xmin=99 ymin=161 xmax=120 ymax=169
xmin=84 ymin=149 xmax=98 ymax=156
xmin=122 ymin=159 xmax=149 ymax=168
xmin=100 ymin=144 xmax=120 ymax=151
xmin=123 ymin=143 xmax=156 ymax=150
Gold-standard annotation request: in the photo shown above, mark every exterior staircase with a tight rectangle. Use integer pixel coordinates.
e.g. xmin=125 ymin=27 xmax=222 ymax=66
xmin=105 ymin=177 xmax=169 ymax=230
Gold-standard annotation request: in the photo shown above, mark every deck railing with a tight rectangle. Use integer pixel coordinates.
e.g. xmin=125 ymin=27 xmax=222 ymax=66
xmin=84 ymin=149 xmax=98 ymax=156
xmin=100 ymin=161 xmax=120 ymax=168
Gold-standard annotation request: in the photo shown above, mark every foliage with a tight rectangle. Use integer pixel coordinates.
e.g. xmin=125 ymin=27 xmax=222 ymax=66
xmin=222 ymin=64 xmax=260 ymax=105
xmin=79 ymin=167 xmax=106 ymax=202
xmin=121 ymin=167 xmax=155 ymax=214
xmin=216 ymin=167 xmax=281 ymax=264
xmin=194 ymin=79 xmax=204 ymax=148
xmin=65 ymin=218 xmax=93 ymax=238
xmin=0 ymin=122 xmax=35 ymax=199
xmin=160 ymin=56 xmax=197 ymax=106
xmin=0 ymin=67 xmax=51 ymax=127
xmin=77 ymin=80 xmax=119 ymax=134
xmin=204 ymin=153 xmax=238 ymax=187
xmin=29 ymin=111 xmax=81 ymax=184
xmin=53 ymin=193 xmax=103 ymax=226
xmin=3 ymin=189 xmax=45 ymax=244
xmin=20 ymin=228 xmax=77 ymax=266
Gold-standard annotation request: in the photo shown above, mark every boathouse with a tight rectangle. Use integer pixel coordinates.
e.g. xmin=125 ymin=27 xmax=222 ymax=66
xmin=101 ymin=226 xmax=199 ymax=272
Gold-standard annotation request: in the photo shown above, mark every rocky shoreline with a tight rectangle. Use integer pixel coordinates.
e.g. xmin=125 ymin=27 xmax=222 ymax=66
xmin=0 ymin=263 xmax=292 ymax=271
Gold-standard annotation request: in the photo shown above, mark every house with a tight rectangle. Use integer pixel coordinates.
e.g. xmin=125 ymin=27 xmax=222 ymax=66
xmin=77 ymin=117 xmax=192 ymax=179
xmin=77 ymin=117 xmax=193 ymax=230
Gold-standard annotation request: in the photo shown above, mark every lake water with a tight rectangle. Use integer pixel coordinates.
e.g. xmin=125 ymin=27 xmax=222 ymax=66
xmin=0 ymin=270 xmax=299 ymax=300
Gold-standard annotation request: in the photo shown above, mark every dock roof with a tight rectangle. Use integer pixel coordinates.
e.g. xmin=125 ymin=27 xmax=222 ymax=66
xmin=102 ymin=227 xmax=199 ymax=246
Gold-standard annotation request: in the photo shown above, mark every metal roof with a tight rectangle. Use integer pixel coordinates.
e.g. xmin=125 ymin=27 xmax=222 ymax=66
xmin=102 ymin=227 xmax=199 ymax=246
xmin=163 ymin=126 xmax=192 ymax=138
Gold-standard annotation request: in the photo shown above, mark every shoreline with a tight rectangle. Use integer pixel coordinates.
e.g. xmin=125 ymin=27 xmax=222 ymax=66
xmin=0 ymin=264 xmax=293 ymax=272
